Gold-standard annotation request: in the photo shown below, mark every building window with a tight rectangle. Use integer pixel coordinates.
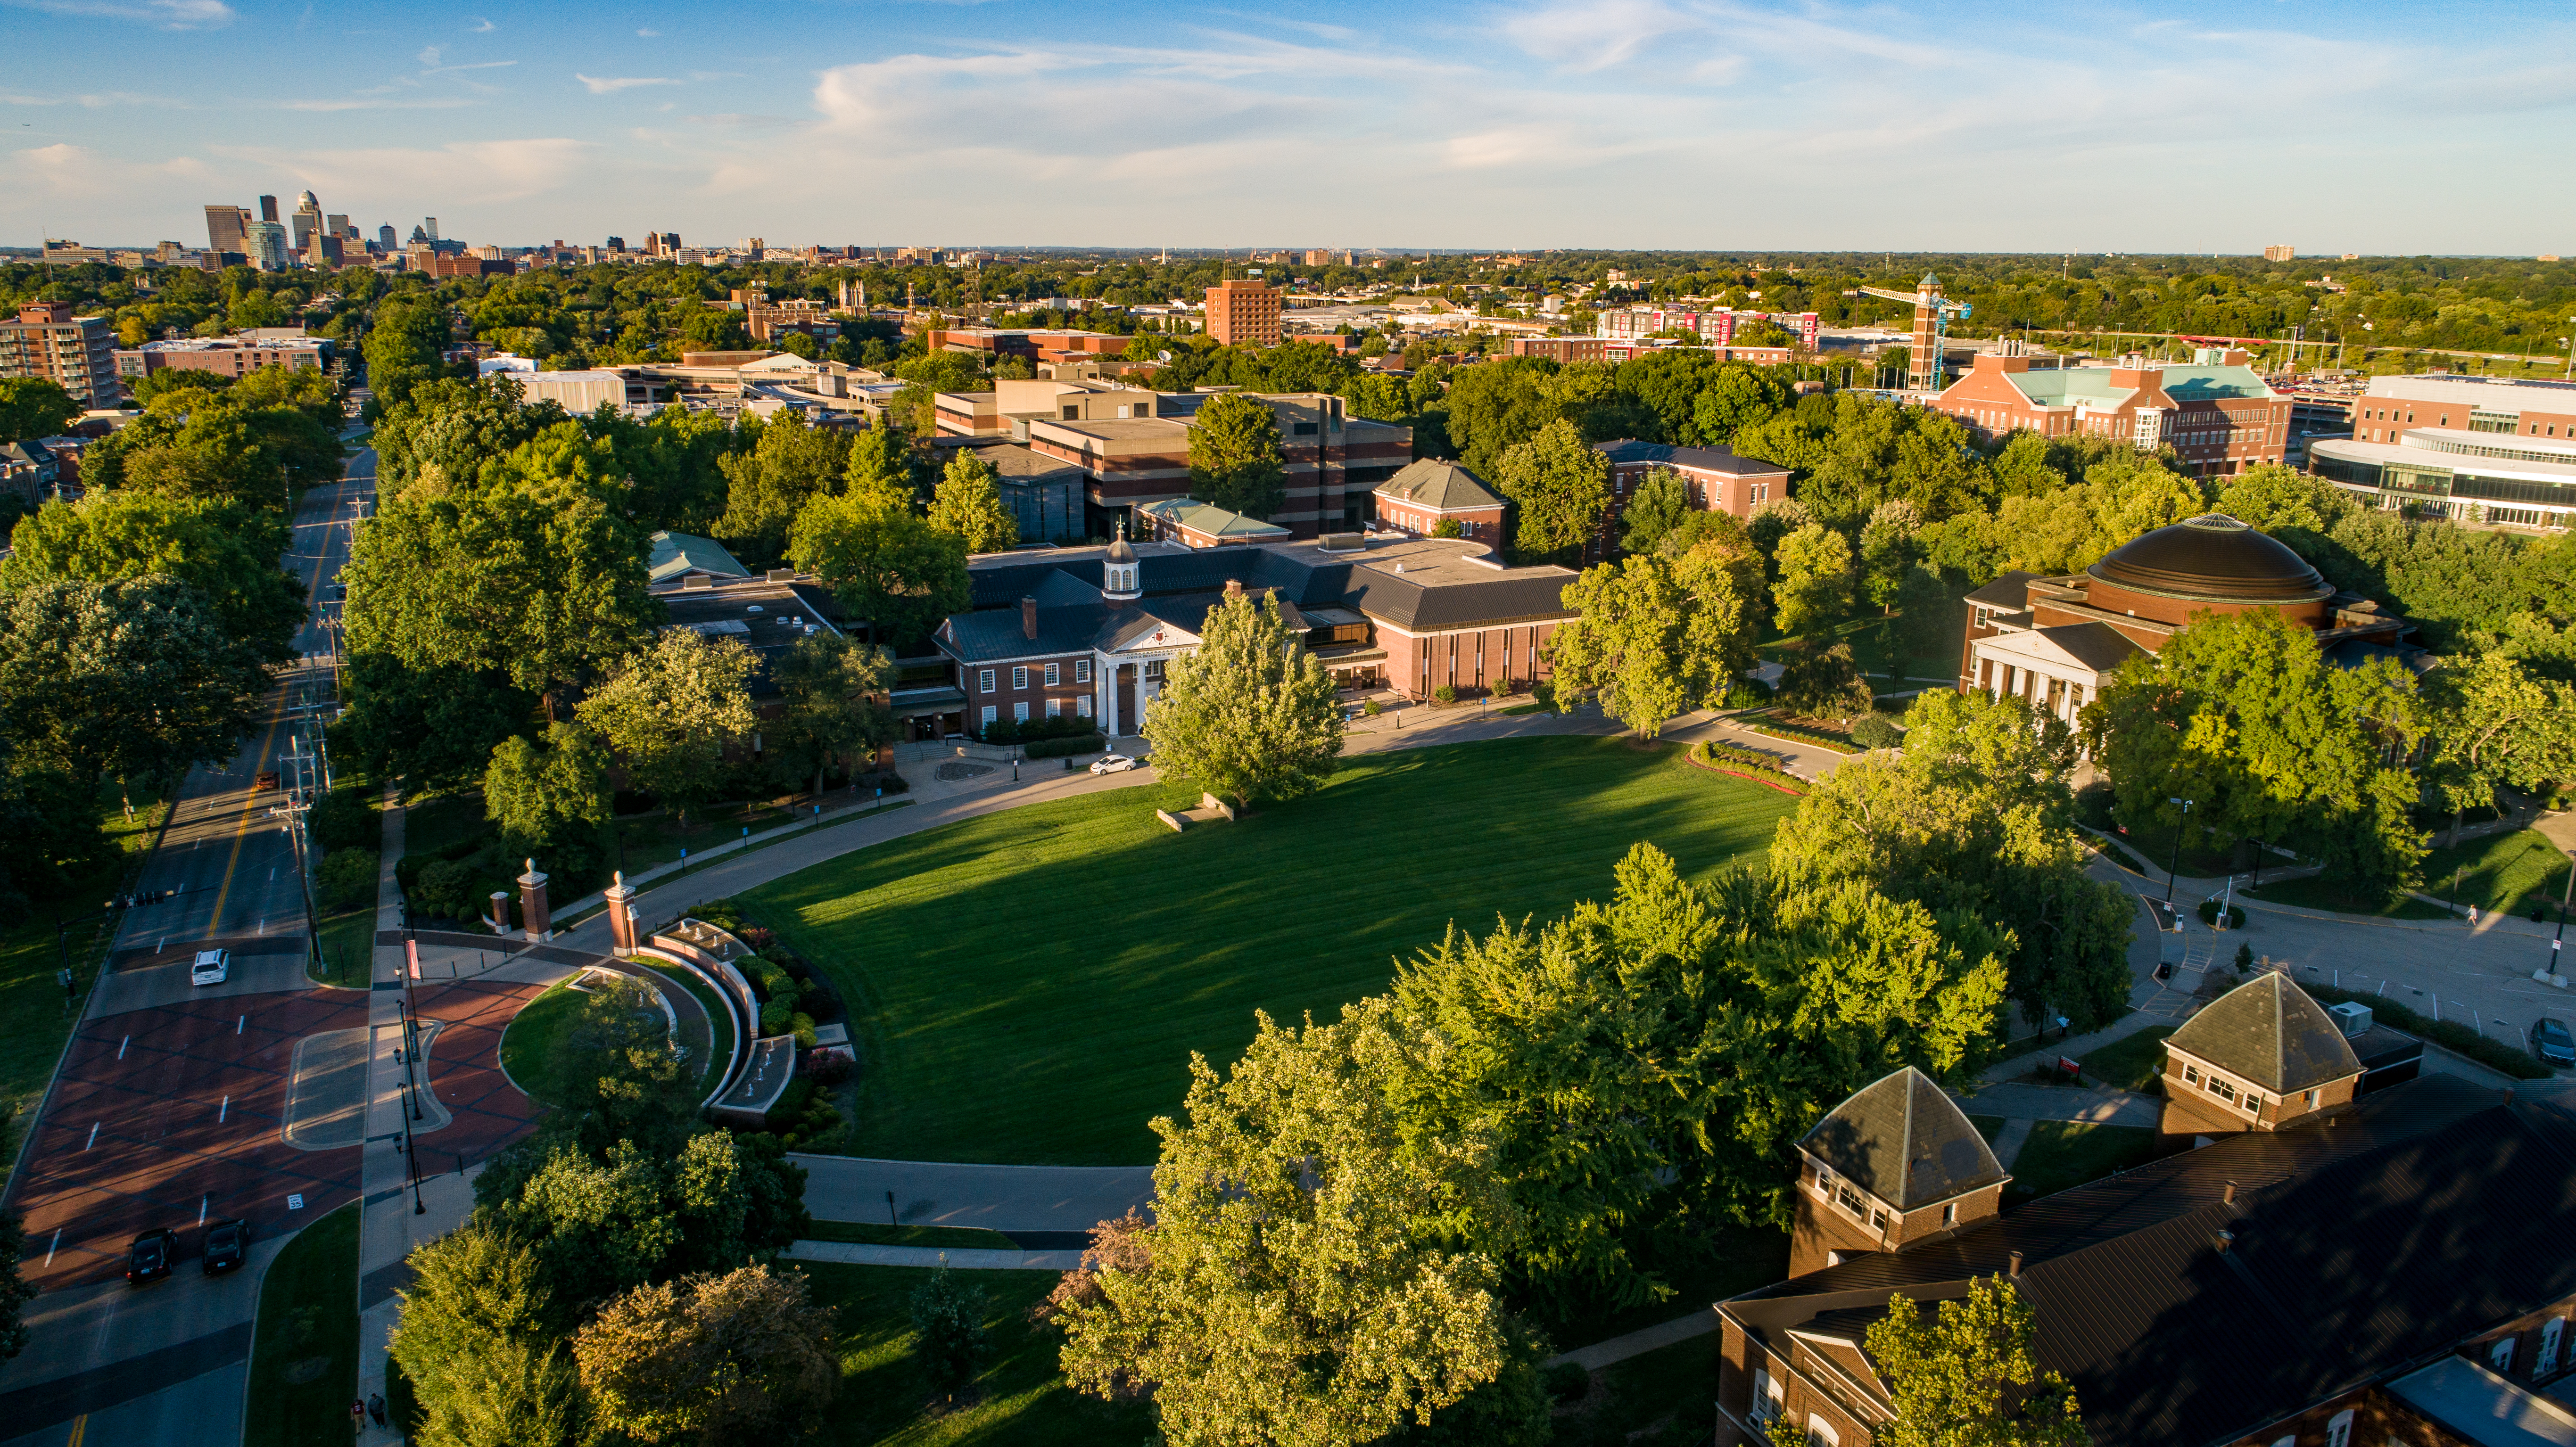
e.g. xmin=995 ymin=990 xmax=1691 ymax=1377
xmin=1045 ymin=663 xmax=1061 ymax=686
xmin=1870 ymin=1208 xmax=1888 ymax=1232
xmin=2303 ymin=1088 xmax=2319 ymax=1110
xmin=1942 ymin=1202 xmax=1957 ymax=1228
xmin=2243 ymin=1093 xmax=2262 ymax=1114
xmin=1806 ymin=1413 xmax=1840 ymax=1447
xmin=2325 ymin=1408 xmax=2354 ymax=1447
xmin=980 ymin=706 xmax=997 ymax=729
xmin=1751 ymin=1367 xmax=1783 ymax=1424
xmin=1012 ymin=666 xmax=1029 ymax=690
xmin=978 ymin=669 xmax=995 ymax=694
xmin=2206 ymin=1076 xmax=2237 ymax=1104
xmin=1014 ymin=702 xmax=1030 ymax=724
xmin=1835 ymin=1184 xmax=1865 ymax=1217
xmin=1813 ymin=1166 xmax=1834 ymax=1199
xmin=2540 ymin=1318 xmax=2565 ymax=1375
xmin=1075 ymin=659 xmax=1092 ymax=683
xmin=2493 ymin=1337 xmax=2518 ymax=1373
xmin=1045 ymin=698 xmax=1062 ymax=718
xmin=1144 ymin=659 xmax=1164 ymax=682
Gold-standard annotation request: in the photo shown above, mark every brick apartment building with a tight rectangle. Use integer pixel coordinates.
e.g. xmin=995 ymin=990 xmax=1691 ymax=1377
xmin=1510 ymin=337 xmax=1607 ymax=364
xmin=1371 ymin=459 xmax=1506 ymax=543
xmin=114 ymin=335 xmax=329 ymax=383
xmin=920 ymin=328 xmax=1132 ymax=367
xmin=1956 ymin=514 xmax=2415 ymax=734
xmin=925 ymin=530 xmax=1576 ymax=739
xmin=2308 ymin=374 xmax=2576 ymax=528
xmin=1596 ymin=307 xmax=1820 ymax=350
xmin=0 ymin=302 xmax=122 ymax=408
xmin=1931 ymin=350 xmax=2293 ymax=479
xmin=1718 ymin=975 xmax=2576 ymax=1447
xmin=1593 ymin=440 xmax=1792 ymax=539
xmin=1205 ymin=280 xmax=1282 ymax=347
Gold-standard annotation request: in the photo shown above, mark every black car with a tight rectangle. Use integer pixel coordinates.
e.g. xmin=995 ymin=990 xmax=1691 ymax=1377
xmin=126 ymin=1228 xmax=177 ymax=1285
xmin=2535 ymin=1017 xmax=2576 ymax=1068
xmin=202 ymin=1218 xmax=249 ymax=1275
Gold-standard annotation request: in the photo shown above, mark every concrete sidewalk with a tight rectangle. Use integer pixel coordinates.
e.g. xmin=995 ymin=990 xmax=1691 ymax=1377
xmin=784 ymin=1240 xmax=1082 ymax=1271
xmin=1957 ymin=1081 xmax=2161 ymax=1127
xmin=791 ymin=1154 xmax=1155 ymax=1236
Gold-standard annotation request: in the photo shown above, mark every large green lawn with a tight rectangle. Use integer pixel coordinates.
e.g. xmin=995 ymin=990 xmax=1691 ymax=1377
xmin=2419 ymin=828 xmax=2574 ymax=918
xmin=749 ymin=737 xmax=1799 ymax=1165
xmin=0 ymin=786 xmax=167 ymax=1150
xmin=244 ymin=1203 xmax=361 ymax=1447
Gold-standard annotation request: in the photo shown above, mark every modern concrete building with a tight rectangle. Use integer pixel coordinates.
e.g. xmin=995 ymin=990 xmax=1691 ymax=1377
xmin=1931 ymin=350 xmax=2292 ymax=478
xmin=2308 ymin=374 xmax=2576 ymax=528
xmin=0 ymin=302 xmax=122 ymax=408
xmin=1205 ymin=280 xmax=1282 ymax=347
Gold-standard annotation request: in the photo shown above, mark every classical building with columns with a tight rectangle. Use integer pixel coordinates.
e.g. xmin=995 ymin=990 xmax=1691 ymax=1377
xmin=928 ymin=527 xmax=1579 ymax=740
xmin=1956 ymin=514 xmax=2417 ymax=728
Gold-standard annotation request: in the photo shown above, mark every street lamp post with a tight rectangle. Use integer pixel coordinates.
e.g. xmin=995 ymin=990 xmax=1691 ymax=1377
xmin=2553 ymin=848 xmax=2575 ymax=979
xmin=2163 ymin=797 xmax=2193 ymax=907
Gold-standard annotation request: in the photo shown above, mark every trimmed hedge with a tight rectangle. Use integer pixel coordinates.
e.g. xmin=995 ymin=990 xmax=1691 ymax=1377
xmin=2198 ymin=899 xmax=2248 ymax=929
xmin=2301 ymin=980 xmax=2551 ymax=1080
xmin=1022 ymin=732 xmax=1107 ymax=759
xmin=1691 ymin=741 xmax=1808 ymax=794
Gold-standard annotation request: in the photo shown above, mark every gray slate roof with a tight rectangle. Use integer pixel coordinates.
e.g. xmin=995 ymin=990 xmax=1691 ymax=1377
xmin=1965 ymin=570 xmax=2038 ymax=608
xmin=2038 ymin=621 xmax=2146 ymax=673
xmin=2166 ymin=973 xmax=2362 ymax=1094
xmin=1592 ymin=438 xmax=1791 ymax=476
xmin=1798 ymin=1066 xmax=2008 ymax=1211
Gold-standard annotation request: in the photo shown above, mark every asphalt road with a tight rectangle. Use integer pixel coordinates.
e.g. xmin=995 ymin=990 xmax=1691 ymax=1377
xmin=0 ymin=442 xmax=377 ymax=1447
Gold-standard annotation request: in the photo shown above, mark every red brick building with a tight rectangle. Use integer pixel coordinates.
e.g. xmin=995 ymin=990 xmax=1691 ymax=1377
xmin=1593 ymin=439 xmax=1791 ymax=534
xmin=1509 ymin=337 xmax=1606 ymax=364
xmin=1958 ymin=515 xmax=2415 ymax=732
xmin=1931 ymin=351 xmax=2293 ymax=479
xmin=1205 ymin=280 xmax=1281 ymax=348
xmin=1371 ymin=459 xmax=1505 ymax=543
xmin=1138 ymin=498 xmax=1290 ymax=549
xmin=1717 ymin=989 xmax=2576 ymax=1447
xmin=928 ymin=531 xmax=1576 ymax=739
xmin=0 ymin=302 xmax=121 ymax=408
xmin=114 ymin=335 xmax=329 ymax=383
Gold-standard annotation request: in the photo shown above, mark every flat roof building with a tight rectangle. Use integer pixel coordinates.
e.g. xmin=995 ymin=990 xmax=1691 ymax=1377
xmin=2308 ymin=374 xmax=2576 ymax=530
xmin=1206 ymin=280 xmax=1281 ymax=348
xmin=114 ymin=335 xmax=329 ymax=382
xmin=2 ymin=302 xmax=122 ymax=408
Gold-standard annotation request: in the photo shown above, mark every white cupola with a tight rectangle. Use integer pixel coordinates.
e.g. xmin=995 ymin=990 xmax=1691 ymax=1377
xmin=1102 ymin=519 xmax=1141 ymax=602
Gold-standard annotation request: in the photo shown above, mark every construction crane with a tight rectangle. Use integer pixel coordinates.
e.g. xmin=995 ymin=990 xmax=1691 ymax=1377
xmin=1858 ymin=272 xmax=1969 ymax=392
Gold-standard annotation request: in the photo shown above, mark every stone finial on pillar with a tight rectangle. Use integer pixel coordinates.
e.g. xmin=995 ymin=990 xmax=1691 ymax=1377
xmin=518 ymin=857 xmax=552 ymax=941
xmin=603 ymin=870 xmax=638 ymax=957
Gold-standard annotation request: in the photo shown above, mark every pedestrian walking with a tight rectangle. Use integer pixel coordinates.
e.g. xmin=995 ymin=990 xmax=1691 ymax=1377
xmin=368 ymin=1392 xmax=387 ymax=1427
xmin=349 ymin=1398 xmax=367 ymax=1433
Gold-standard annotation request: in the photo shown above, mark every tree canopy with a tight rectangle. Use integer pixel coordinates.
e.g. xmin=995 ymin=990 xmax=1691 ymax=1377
xmin=1492 ymin=419 xmax=1610 ymax=562
xmin=1186 ymin=393 xmax=1288 ymax=520
xmin=1142 ymin=591 xmax=1343 ymax=809
xmin=1859 ymin=1275 xmax=2086 ymax=1447
xmin=1546 ymin=530 xmax=1762 ymax=736
xmin=0 ymin=492 xmax=305 ymax=660
xmin=786 ymin=490 xmax=969 ymax=651
xmin=927 ymin=451 xmax=1020 ymax=554
xmin=574 ymin=628 xmax=758 ymax=832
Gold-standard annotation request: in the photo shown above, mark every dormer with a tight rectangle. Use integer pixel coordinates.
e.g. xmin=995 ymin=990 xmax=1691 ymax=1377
xmin=1790 ymin=1066 xmax=2009 ymax=1277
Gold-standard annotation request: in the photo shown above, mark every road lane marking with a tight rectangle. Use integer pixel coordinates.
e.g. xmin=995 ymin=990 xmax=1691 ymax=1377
xmin=64 ymin=1415 xmax=82 ymax=1447
xmin=44 ymin=1230 xmax=58 ymax=1266
xmin=219 ymin=1095 xmax=229 ymax=1123
xmin=203 ymin=701 xmax=289 ymax=935
xmin=84 ymin=1124 xmax=97 ymax=1151
xmin=116 ymin=1036 xmax=127 ymax=1060
xmin=236 ymin=1014 xmax=246 ymax=1035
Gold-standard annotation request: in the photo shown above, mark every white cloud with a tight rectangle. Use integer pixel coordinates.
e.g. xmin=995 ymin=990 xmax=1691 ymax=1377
xmin=636 ymin=27 xmax=658 ymax=36
xmin=1502 ymin=0 xmax=1695 ymax=71
xmin=280 ymin=96 xmax=474 ymax=112
xmin=4 ymin=0 xmax=231 ymax=27
xmin=470 ymin=16 xmax=493 ymax=32
xmin=577 ymin=74 xmax=680 ymax=94
xmin=8 ymin=141 xmax=209 ymax=197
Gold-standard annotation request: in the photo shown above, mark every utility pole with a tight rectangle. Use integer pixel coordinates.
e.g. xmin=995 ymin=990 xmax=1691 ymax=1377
xmin=2163 ymin=797 xmax=2192 ymax=908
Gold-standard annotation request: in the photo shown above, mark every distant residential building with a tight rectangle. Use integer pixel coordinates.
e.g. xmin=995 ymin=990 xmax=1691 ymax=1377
xmin=739 ymin=294 xmax=839 ymax=345
xmin=1931 ymin=349 xmax=2291 ymax=478
xmin=0 ymin=438 xmax=61 ymax=504
xmin=1206 ymin=280 xmax=1282 ymax=347
xmin=2308 ymin=374 xmax=2576 ymax=528
xmin=1 ymin=302 xmax=122 ymax=407
xmin=1371 ymin=459 xmax=1505 ymax=543
xmin=1510 ymin=337 xmax=1607 ymax=364
xmin=423 ymin=254 xmax=511 ymax=279
xmin=1596 ymin=307 xmax=1819 ymax=350
xmin=2263 ymin=244 xmax=2297 ymax=261
xmin=1593 ymin=439 xmax=1790 ymax=526
xmin=114 ymin=335 xmax=329 ymax=382
xmin=921 ymin=328 xmax=1130 ymax=367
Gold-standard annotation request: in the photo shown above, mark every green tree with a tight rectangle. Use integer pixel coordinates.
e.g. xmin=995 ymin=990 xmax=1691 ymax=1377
xmin=786 ymin=492 xmax=969 ymax=650
xmin=1432 ymin=355 xmax=1557 ymax=475
xmin=1547 ymin=534 xmax=1761 ymax=738
xmin=1493 ymin=419 xmax=1610 ymax=562
xmin=927 ymin=452 xmax=1020 ymax=554
xmin=1894 ymin=565 xmax=1967 ymax=666
xmin=1771 ymin=522 xmax=1854 ymax=638
xmin=0 ymin=493 xmax=305 ymax=660
xmin=387 ymin=1224 xmax=585 ymax=1447
xmin=0 ymin=577 xmax=267 ymax=815
xmin=2086 ymin=609 xmax=2426 ymax=900
xmin=574 ymin=628 xmax=758 ymax=837
xmin=342 ymin=452 xmax=659 ymax=709
xmin=1187 ymin=393 xmax=1287 ymax=519
xmin=1141 ymin=591 xmax=1343 ymax=810
xmin=763 ymin=633 xmax=898 ymax=799
xmin=2213 ymin=463 xmax=2357 ymax=534
xmin=1858 ymin=500 xmax=1924 ymax=613
xmin=1858 ymin=1276 xmax=2086 ymax=1447
xmin=1057 ymin=1007 xmax=1516 ymax=1447
xmin=0 ymin=378 xmax=79 ymax=444
xmin=2421 ymin=652 xmax=2576 ymax=842
xmin=1687 ymin=363 xmax=1786 ymax=444
xmin=332 ymin=654 xmax=536 ymax=795
xmin=1618 ymin=466 xmax=1690 ymax=555
xmin=1773 ymin=690 xmax=2136 ymax=1031
xmin=574 ymin=1266 xmax=839 ymax=1443
xmin=908 ymin=1264 xmax=992 ymax=1403
xmin=363 ymin=293 xmax=457 ymax=415
xmin=715 ymin=410 xmax=852 ymax=564
xmin=481 ymin=722 xmax=611 ymax=860
xmin=1776 ymin=641 xmax=1871 ymax=722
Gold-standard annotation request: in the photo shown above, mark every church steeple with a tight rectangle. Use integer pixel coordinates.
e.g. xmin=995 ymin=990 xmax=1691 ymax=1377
xmin=1102 ymin=518 xmax=1141 ymax=603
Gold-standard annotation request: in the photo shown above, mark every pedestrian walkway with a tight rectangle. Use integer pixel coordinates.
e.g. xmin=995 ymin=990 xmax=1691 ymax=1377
xmin=1543 ymin=1310 xmax=1716 ymax=1371
xmin=783 ymin=1240 xmax=1083 ymax=1271
xmin=1956 ymin=1081 xmax=2160 ymax=1127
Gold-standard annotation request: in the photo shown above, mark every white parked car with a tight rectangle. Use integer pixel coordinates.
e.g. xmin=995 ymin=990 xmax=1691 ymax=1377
xmin=1090 ymin=754 xmax=1139 ymax=775
xmin=190 ymin=949 xmax=231 ymax=987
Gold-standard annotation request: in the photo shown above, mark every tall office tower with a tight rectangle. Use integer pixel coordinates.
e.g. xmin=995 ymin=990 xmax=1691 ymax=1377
xmin=325 ymin=213 xmax=348 ymax=238
xmin=605 ymin=235 xmax=625 ymax=251
xmin=290 ymin=190 xmax=322 ymax=254
xmin=378 ymin=224 xmax=397 ymax=250
xmin=424 ymin=217 xmax=439 ymax=241
xmin=204 ymin=204 xmax=248 ymax=255
xmin=1205 ymin=279 xmax=1282 ymax=347
xmin=259 ymin=195 xmax=280 ymax=223
xmin=245 ymin=222 xmax=288 ymax=271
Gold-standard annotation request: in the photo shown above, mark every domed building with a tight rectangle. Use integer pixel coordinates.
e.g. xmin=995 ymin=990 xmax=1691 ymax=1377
xmin=1956 ymin=514 xmax=2415 ymax=725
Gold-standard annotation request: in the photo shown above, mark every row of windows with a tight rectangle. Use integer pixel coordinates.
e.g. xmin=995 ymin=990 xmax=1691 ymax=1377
xmin=979 ymin=696 xmax=1095 ymax=728
xmin=2179 ymin=1061 xmax=2270 ymax=1116
xmin=2416 ymin=434 xmax=2576 ymax=466
xmin=978 ymin=660 xmax=1093 ymax=693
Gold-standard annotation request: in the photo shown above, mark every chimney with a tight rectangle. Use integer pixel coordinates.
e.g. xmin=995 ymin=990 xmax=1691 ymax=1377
xmin=2221 ymin=1181 xmax=2236 ymax=1206
xmin=1021 ymin=596 xmax=1039 ymax=640
xmin=1223 ymin=578 xmax=1244 ymax=601
xmin=2007 ymin=1250 xmax=2023 ymax=1278
xmin=2215 ymin=1230 xmax=2235 ymax=1255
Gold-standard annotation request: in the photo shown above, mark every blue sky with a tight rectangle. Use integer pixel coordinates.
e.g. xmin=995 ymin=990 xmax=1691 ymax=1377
xmin=6 ymin=0 xmax=2572 ymax=254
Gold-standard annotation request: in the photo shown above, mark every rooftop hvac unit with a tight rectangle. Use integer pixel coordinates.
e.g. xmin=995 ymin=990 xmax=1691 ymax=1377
xmin=2327 ymin=1001 xmax=2373 ymax=1037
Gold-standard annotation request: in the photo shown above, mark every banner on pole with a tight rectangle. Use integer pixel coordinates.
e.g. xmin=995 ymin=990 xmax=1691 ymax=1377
xmin=406 ymin=938 xmax=421 ymax=980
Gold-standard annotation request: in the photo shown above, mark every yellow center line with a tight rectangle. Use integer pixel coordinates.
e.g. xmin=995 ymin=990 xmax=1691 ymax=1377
xmin=66 ymin=1414 xmax=84 ymax=1446
xmin=203 ymin=703 xmax=289 ymax=937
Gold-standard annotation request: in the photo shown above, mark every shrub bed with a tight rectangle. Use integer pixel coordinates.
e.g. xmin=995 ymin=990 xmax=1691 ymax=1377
xmin=1022 ymin=732 xmax=1106 ymax=759
xmin=1731 ymin=714 xmax=1864 ymax=754
xmin=2301 ymin=980 xmax=2551 ymax=1080
xmin=1690 ymin=742 xmax=1808 ymax=794
xmin=2197 ymin=898 xmax=2248 ymax=929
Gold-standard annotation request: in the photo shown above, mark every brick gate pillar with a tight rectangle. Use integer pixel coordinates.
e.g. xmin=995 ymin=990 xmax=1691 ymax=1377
xmin=518 ymin=858 xmax=552 ymax=941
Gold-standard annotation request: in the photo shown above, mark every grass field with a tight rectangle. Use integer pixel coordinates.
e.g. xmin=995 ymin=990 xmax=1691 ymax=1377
xmin=749 ymin=737 xmax=1800 ymax=1166
xmin=805 ymin=1262 xmax=1156 ymax=1447
xmin=2076 ymin=1026 xmax=2175 ymax=1093
xmin=2419 ymin=829 xmax=2574 ymax=919
xmin=2004 ymin=1122 xmax=2161 ymax=1204
xmin=2247 ymin=874 xmax=2451 ymax=921
xmin=243 ymin=1203 xmax=361 ymax=1447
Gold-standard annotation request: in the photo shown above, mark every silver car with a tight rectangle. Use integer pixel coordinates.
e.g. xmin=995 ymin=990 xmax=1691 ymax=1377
xmin=190 ymin=949 xmax=230 ymax=987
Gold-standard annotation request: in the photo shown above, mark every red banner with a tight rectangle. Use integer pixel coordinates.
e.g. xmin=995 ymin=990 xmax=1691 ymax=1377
xmin=405 ymin=938 xmax=421 ymax=980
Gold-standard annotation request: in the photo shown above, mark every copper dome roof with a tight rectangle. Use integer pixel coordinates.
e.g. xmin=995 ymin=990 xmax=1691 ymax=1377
xmin=2087 ymin=514 xmax=2330 ymax=603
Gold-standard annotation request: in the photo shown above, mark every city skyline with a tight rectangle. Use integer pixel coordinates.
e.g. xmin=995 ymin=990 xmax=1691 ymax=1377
xmin=5 ymin=0 xmax=2575 ymax=254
